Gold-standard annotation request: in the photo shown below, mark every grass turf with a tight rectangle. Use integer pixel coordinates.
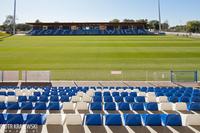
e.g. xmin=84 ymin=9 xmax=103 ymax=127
xmin=0 ymin=35 xmax=200 ymax=81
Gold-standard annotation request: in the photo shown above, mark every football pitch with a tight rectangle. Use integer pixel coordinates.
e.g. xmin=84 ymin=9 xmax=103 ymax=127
xmin=0 ymin=35 xmax=200 ymax=81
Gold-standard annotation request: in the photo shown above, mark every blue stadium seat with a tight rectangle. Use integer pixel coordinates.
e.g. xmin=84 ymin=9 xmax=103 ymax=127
xmin=124 ymin=114 xmax=142 ymax=126
xmin=104 ymin=96 xmax=113 ymax=102
xmin=168 ymin=96 xmax=179 ymax=103
xmin=60 ymin=95 xmax=69 ymax=102
xmin=130 ymin=92 xmax=137 ymax=97
xmin=145 ymin=102 xmax=158 ymax=111
xmin=118 ymin=102 xmax=130 ymax=110
xmin=29 ymin=96 xmax=38 ymax=102
xmin=7 ymin=92 xmax=15 ymax=95
xmin=188 ymin=103 xmax=200 ymax=111
xmin=50 ymin=96 xmax=59 ymax=102
xmin=21 ymin=102 xmax=34 ymax=110
xmin=142 ymin=114 xmax=162 ymax=126
xmin=34 ymin=92 xmax=41 ymax=96
xmin=90 ymin=102 xmax=102 ymax=110
xmin=125 ymin=96 xmax=135 ymax=102
xmin=0 ymin=102 xmax=6 ymax=110
xmin=103 ymin=92 xmax=111 ymax=96
xmin=0 ymin=114 xmax=6 ymax=124
xmin=95 ymin=92 xmax=102 ymax=96
xmin=135 ymin=96 xmax=145 ymax=102
xmin=85 ymin=114 xmax=102 ymax=125
xmin=7 ymin=102 xmax=20 ymax=110
xmin=191 ymin=96 xmax=200 ymax=102
xmin=121 ymin=92 xmax=128 ymax=97
xmin=26 ymin=114 xmax=46 ymax=125
xmin=104 ymin=102 xmax=116 ymax=110
xmin=112 ymin=92 xmax=119 ymax=97
xmin=7 ymin=114 xmax=24 ymax=124
xmin=179 ymin=96 xmax=190 ymax=103
xmin=93 ymin=96 xmax=102 ymax=102
xmin=0 ymin=92 xmax=6 ymax=96
xmin=35 ymin=102 xmax=47 ymax=110
xmin=114 ymin=96 xmax=124 ymax=102
xmin=131 ymin=103 xmax=144 ymax=111
xmin=18 ymin=96 xmax=27 ymax=102
xmin=39 ymin=95 xmax=49 ymax=102
xmin=161 ymin=114 xmax=182 ymax=126
xmin=48 ymin=102 xmax=61 ymax=110
xmin=105 ymin=114 xmax=122 ymax=126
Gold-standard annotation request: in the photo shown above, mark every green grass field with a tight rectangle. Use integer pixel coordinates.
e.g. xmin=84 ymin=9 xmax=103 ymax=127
xmin=0 ymin=35 xmax=200 ymax=81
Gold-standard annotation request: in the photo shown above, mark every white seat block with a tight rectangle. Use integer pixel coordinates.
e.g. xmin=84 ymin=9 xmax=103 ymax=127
xmin=146 ymin=96 xmax=157 ymax=102
xmin=157 ymin=96 xmax=168 ymax=103
xmin=185 ymin=114 xmax=200 ymax=126
xmin=159 ymin=103 xmax=173 ymax=111
xmin=63 ymin=102 xmax=75 ymax=110
xmin=46 ymin=114 xmax=66 ymax=125
xmin=66 ymin=114 xmax=82 ymax=125
xmin=86 ymin=90 xmax=94 ymax=97
xmin=77 ymin=92 xmax=84 ymax=97
xmin=138 ymin=92 xmax=146 ymax=96
xmin=7 ymin=96 xmax=17 ymax=102
xmin=71 ymin=96 xmax=81 ymax=102
xmin=174 ymin=103 xmax=187 ymax=111
xmin=0 ymin=96 xmax=6 ymax=102
xmin=76 ymin=102 xmax=88 ymax=110
xmin=82 ymin=95 xmax=92 ymax=102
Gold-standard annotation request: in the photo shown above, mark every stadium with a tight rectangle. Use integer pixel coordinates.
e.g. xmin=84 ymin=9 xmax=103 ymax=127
xmin=0 ymin=0 xmax=200 ymax=133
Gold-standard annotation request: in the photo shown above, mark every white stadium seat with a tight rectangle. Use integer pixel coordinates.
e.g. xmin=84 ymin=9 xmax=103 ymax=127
xmin=46 ymin=114 xmax=66 ymax=125
xmin=66 ymin=114 xmax=82 ymax=125
xmin=76 ymin=102 xmax=88 ymax=110
xmin=71 ymin=96 xmax=81 ymax=102
xmin=159 ymin=103 xmax=173 ymax=111
xmin=174 ymin=103 xmax=187 ymax=111
xmin=157 ymin=96 xmax=168 ymax=103
xmin=63 ymin=102 xmax=75 ymax=111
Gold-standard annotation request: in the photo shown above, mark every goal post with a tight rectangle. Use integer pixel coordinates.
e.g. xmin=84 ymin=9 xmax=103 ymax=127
xmin=170 ymin=70 xmax=198 ymax=83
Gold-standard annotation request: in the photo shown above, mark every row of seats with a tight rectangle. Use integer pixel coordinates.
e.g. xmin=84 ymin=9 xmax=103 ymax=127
xmin=1 ymin=102 xmax=199 ymax=111
xmin=90 ymin=102 xmax=200 ymax=111
xmin=92 ymin=95 xmax=200 ymax=103
xmin=1 ymin=113 xmax=200 ymax=126
xmin=28 ymin=29 xmax=152 ymax=36
xmin=0 ymin=95 xmax=70 ymax=102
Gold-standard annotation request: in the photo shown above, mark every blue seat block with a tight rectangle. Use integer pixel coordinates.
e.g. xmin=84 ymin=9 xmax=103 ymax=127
xmin=18 ymin=96 xmax=27 ymax=102
xmin=131 ymin=103 xmax=144 ymax=111
xmin=168 ymin=96 xmax=179 ymax=103
xmin=118 ymin=102 xmax=130 ymax=110
xmin=125 ymin=96 xmax=135 ymax=102
xmin=105 ymin=114 xmax=122 ymax=126
xmin=103 ymin=92 xmax=111 ymax=96
xmin=191 ymin=97 xmax=200 ymax=102
xmin=161 ymin=114 xmax=182 ymax=126
xmin=114 ymin=96 xmax=124 ymax=102
xmin=21 ymin=102 xmax=34 ymax=110
xmin=112 ymin=92 xmax=119 ymax=97
xmin=0 ymin=114 xmax=6 ymax=124
xmin=35 ymin=102 xmax=47 ymax=110
xmin=142 ymin=114 xmax=162 ymax=126
xmin=85 ymin=114 xmax=102 ymax=125
xmin=39 ymin=96 xmax=48 ymax=102
xmin=26 ymin=114 xmax=46 ymax=125
xmin=50 ymin=96 xmax=59 ymax=102
xmin=188 ymin=103 xmax=200 ymax=111
xmin=179 ymin=96 xmax=190 ymax=103
xmin=145 ymin=102 xmax=158 ymax=111
xmin=104 ymin=102 xmax=116 ymax=110
xmin=48 ymin=102 xmax=61 ymax=110
xmin=135 ymin=96 xmax=145 ymax=102
xmin=90 ymin=102 xmax=102 ymax=110
xmin=121 ymin=92 xmax=128 ymax=97
xmin=29 ymin=96 xmax=38 ymax=102
xmin=60 ymin=95 xmax=69 ymax=102
xmin=7 ymin=114 xmax=24 ymax=124
xmin=93 ymin=96 xmax=102 ymax=102
xmin=7 ymin=102 xmax=20 ymax=110
xmin=0 ymin=102 xmax=6 ymax=110
xmin=124 ymin=114 xmax=142 ymax=126
xmin=130 ymin=92 xmax=137 ymax=97
xmin=104 ymin=96 xmax=113 ymax=102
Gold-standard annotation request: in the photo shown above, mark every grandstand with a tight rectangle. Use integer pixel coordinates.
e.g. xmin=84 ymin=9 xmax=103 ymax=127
xmin=26 ymin=22 xmax=152 ymax=35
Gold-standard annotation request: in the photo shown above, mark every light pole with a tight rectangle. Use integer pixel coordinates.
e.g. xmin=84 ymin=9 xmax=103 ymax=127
xmin=158 ymin=0 xmax=161 ymax=33
xmin=13 ymin=0 xmax=16 ymax=35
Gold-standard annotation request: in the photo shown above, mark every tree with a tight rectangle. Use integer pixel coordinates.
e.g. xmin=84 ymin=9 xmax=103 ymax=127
xmin=148 ymin=20 xmax=159 ymax=30
xmin=16 ymin=23 xmax=32 ymax=31
xmin=186 ymin=20 xmax=200 ymax=33
xmin=35 ymin=19 xmax=41 ymax=23
xmin=123 ymin=19 xmax=135 ymax=23
xmin=161 ymin=21 xmax=169 ymax=31
xmin=3 ymin=15 xmax=14 ymax=34
xmin=109 ymin=19 xmax=120 ymax=23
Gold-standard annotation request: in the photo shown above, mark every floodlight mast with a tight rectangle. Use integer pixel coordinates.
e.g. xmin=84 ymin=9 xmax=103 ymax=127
xmin=158 ymin=0 xmax=162 ymax=33
xmin=13 ymin=0 xmax=16 ymax=35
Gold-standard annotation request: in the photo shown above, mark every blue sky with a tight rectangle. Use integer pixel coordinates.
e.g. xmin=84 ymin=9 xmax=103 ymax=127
xmin=0 ymin=0 xmax=200 ymax=26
